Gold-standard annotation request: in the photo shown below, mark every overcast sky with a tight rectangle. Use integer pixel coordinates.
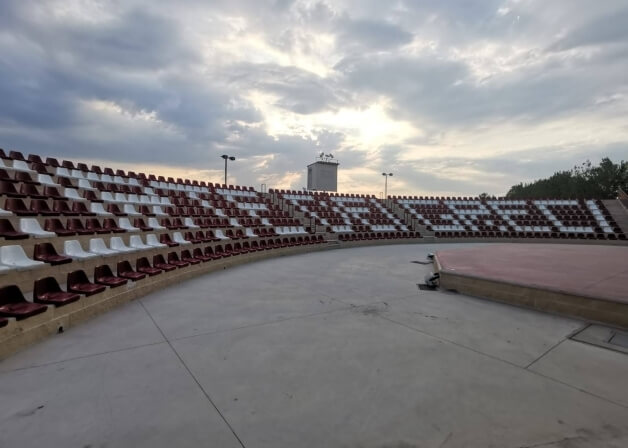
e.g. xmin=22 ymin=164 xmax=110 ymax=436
xmin=1 ymin=0 xmax=627 ymax=196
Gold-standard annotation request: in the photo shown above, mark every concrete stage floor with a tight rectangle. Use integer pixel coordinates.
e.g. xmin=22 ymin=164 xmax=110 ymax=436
xmin=436 ymin=244 xmax=628 ymax=303
xmin=1 ymin=244 xmax=628 ymax=447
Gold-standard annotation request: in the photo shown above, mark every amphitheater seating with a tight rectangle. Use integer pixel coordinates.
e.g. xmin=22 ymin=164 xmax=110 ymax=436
xmin=274 ymin=190 xmax=415 ymax=239
xmin=393 ymin=197 xmax=626 ymax=240
xmin=0 ymin=148 xmax=626 ymax=339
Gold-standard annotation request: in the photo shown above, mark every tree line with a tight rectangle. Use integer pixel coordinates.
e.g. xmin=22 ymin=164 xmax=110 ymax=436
xmin=503 ymin=158 xmax=628 ymax=199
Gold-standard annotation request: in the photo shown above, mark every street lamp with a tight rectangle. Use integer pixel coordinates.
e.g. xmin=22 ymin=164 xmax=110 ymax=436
xmin=382 ymin=172 xmax=393 ymax=198
xmin=221 ymin=154 xmax=236 ymax=185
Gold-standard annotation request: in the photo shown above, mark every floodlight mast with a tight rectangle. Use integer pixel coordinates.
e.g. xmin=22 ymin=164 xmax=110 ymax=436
xmin=221 ymin=154 xmax=236 ymax=185
xmin=382 ymin=172 xmax=393 ymax=198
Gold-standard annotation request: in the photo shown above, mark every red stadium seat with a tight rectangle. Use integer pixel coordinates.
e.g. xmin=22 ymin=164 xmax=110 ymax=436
xmin=94 ymin=265 xmax=128 ymax=288
xmin=0 ymin=219 xmax=29 ymax=240
xmin=34 ymin=277 xmax=80 ymax=307
xmin=117 ymin=260 xmax=147 ymax=281
xmin=0 ymin=285 xmax=48 ymax=320
xmin=136 ymin=257 xmax=162 ymax=276
xmin=33 ymin=243 xmax=72 ymax=265
xmin=167 ymin=252 xmax=189 ymax=268
xmin=152 ymin=254 xmax=177 ymax=272
xmin=67 ymin=270 xmax=107 ymax=296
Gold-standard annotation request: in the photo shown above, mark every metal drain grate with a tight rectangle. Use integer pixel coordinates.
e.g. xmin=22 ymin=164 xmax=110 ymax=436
xmin=571 ymin=325 xmax=628 ymax=354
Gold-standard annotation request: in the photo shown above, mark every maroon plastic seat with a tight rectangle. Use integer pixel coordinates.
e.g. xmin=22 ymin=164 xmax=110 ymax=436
xmin=9 ymin=150 xmax=25 ymax=160
xmin=133 ymin=218 xmax=153 ymax=231
xmin=183 ymin=231 xmax=202 ymax=244
xmin=29 ymin=199 xmax=56 ymax=216
xmin=94 ymin=265 xmax=128 ymax=288
xmin=19 ymin=183 xmax=45 ymax=199
xmin=159 ymin=233 xmax=179 ymax=247
xmin=45 ymin=157 xmax=60 ymax=167
xmin=107 ymin=204 xmax=127 ymax=216
xmin=43 ymin=186 xmax=65 ymax=200
xmin=167 ymin=252 xmax=189 ymax=268
xmin=152 ymin=254 xmax=177 ymax=272
xmin=0 ymin=219 xmax=29 ymax=239
xmin=67 ymin=270 xmax=107 ymax=296
xmin=28 ymin=154 xmax=44 ymax=164
xmin=52 ymin=200 xmax=78 ymax=216
xmin=62 ymin=160 xmax=75 ymax=170
xmin=192 ymin=248 xmax=212 ymax=262
xmin=103 ymin=218 xmax=125 ymax=233
xmin=117 ymin=260 xmax=146 ymax=281
xmin=66 ymin=218 xmax=94 ymax=235
xmin=5 ymin=198 xmax=36 ymax=215
xmin=136 ymin=257 xmax=162 ymax=276
xmin=85 ymin=218 xmax=110 ymax=234
xmin=0 ymin=180 xmax=24 ymax=197
xmin=34 ymin=243 xmax=72 ymax=265
xmin=70 ymin=201 xmax=95 ymax=216
xmin=14 ymin=171 xmax=39 ymax=185
xmin=44 ymin=218 xmax=76 ymax=236
xmin=160 ymin=218 xmax=179 ymax=230
xmin=0 ymin=285 xmax=48 ymax=320
xmin=82 ymin=190 xmax=102 ymax=202
xmin=30 ymin=162 xmax=49 ymax=174
xmin=0 ymin=169 xmax=14 ymax=183
xmin=180 ymin=249 xmax=201 ymax=265
xmin=33 ymin=277 xmax=80 ymax=307
xmin=56 ymin=177 xmax=75 ymax=188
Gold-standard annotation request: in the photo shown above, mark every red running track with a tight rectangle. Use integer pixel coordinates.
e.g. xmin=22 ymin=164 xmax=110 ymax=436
xmin=436 ymin=244 xmax=628 ymax=304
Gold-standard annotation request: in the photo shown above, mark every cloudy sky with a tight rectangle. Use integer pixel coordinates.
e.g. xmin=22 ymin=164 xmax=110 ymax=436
xmin=1 ymin=0 xmax=627 ymax=196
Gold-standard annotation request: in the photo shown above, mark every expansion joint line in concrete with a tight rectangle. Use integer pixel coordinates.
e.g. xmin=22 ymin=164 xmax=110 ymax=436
xmin=138 ymin=300 xmax=247 ymax=448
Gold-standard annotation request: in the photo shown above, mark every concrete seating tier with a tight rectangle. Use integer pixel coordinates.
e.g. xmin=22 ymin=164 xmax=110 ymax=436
xmin=393 ymin=196 xmax=626 ymax=240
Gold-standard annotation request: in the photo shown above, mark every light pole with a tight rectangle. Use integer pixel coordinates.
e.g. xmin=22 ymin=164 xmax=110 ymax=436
xmin=382 ymin=172 xmax=393 ymax=198
xmin=221 ymin=154 xmax=236 ymax=185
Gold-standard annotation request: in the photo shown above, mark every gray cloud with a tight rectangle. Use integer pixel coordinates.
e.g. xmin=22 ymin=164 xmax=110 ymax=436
xmin=0 ymin=0 xmax=627 ymax=194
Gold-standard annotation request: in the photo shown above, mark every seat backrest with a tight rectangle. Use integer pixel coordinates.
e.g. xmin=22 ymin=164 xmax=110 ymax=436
xmin=0 ymin=284 xmax=25 ymax=305
xmin=0 ymin=244 xmax=32 ymax=263
xmin=67 ymin=269 xmax=90 ymax=286
xmin=34 ymin=277 xmax=62 ymax=297
xmin=95 ymin=264 xmax=115 ymax=278
xmin=34 ymin=242 xmax=56 ymax=258
xmin=136 ymin=257 xmax=150 ymax=269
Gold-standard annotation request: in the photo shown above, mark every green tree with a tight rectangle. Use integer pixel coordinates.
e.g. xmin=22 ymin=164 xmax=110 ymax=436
xmin=505 ymin=158 xmax=627 ymax=199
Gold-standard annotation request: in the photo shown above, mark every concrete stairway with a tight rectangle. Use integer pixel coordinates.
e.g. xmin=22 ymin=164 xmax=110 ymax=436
xmin=603 ymin=199 xmax=628 ymax=235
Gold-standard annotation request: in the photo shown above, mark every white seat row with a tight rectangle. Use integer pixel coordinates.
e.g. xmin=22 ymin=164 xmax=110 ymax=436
xmin=330 ymin=225 xmax=352 ymax=233
xmin=99 ymin=192 xmax=172 ymax=206
xmin=149 ymin=181 xmax=209 ymax=193
xmin=62 ymin=234 xmax=182 ymax=259
xmin=236 ymin=202 xmax=267 ymax=210
xmin=370 ymin=225 xmax=397 ymax=232
xmin=283 ymin=194 xmax=313 ymax=201
xmin=275 ymin=226 xmax=306 ymax=235
xmin=215 ymin=188 xmax=257 ymax=198
xmin=330 ymin=196 xmax=366 ymax=203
